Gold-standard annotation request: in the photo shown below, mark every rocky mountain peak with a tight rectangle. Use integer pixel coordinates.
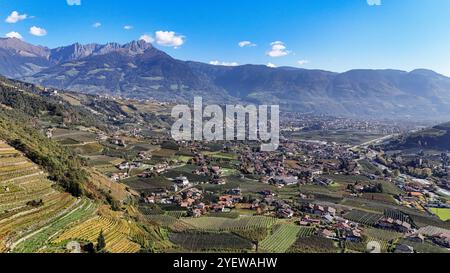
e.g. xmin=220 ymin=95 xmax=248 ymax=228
xmin=0 ymin=38 xmax=50 ymax=58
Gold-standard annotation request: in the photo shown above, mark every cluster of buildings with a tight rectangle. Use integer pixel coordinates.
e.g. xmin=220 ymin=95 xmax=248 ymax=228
xmin=238 ymin=140 xmax=360 ymax=188
xmin=280 ymin=113 xmax=411 ymax=135
xmin=396 ymin=232 xmax=450 ymax=253
xmin=377 ymin=217 xmax=413 ymax=233
xmin=299 ymin=203 xmax=364 ymax=242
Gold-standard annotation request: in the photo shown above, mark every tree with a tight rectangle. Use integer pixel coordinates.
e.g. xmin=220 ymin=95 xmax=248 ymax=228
xmin=421 ymin=168 xmax=432 ymax=178
xmin=96 ymin=230 xmax=106 ymax=252
xmin=376 ymin=183 xmax=384 ymax=193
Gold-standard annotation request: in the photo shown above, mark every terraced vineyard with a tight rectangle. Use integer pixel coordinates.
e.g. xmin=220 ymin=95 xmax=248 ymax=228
xmin=180 ymin=216 xmax=277 ymax=231
xmin=343 ymin=210 xmax=383 ymax=226
xmin=0 ymin=142 xmax=95 ymax=253
xmin=259 ymin=224 xmax=310 ymax=253
xmin=52 ymin=212 xmax=142 ymax=253
xmin=418 ymin=225 xmax=450 ymax=237
xmin=384 ymin=209 xmax=415 ymax=226
xmin=12 ymin=199 xmax=96 ymax=253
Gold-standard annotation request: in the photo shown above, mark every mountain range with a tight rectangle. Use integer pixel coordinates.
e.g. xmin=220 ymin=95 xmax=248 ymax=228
xmin=2 ymin=37 xmax=450 ymax=120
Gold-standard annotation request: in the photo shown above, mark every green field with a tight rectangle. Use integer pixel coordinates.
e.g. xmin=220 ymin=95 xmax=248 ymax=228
xmin=429 ymin=208 xmax=450 ymax=221
xmin=203 ymin=151 xmax=238 ymax=160
xmin=259 ymin=224 xmax=305 ymax=253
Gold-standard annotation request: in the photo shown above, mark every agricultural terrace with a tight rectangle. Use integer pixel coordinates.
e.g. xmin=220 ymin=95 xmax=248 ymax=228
xmin=52 ymin=209 xmax=143 ymax=253
xmin=0 ymin=142 xmax=94 ymax=253
xmin=259 ymin=224 xmax=314 ymax=253
xmin=12 ymin=199 xmax=96 ymax=253
xmin=343 ymin=210 xmax=383 ymax=226
xmin=418 ymin=225 xmax=450 ymax=237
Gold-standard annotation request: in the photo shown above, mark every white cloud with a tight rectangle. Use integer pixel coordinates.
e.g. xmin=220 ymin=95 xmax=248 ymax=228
xmin=29 ymin=26 xmax=47 ymax=37
xmin=92 ymin=22 xmax=101 ymax=28
xmin=209 ymin=60 xmax=239 ymax=67
xmin=155 ymin=31 xmax=185 ymax=48
xmin=266 ymin=62 xmax=277 ymax=68
xmin=139 ymin=34 xmax=154 ymax=43
xmin=5 ymin=31 xmax=23 ymax=40
xmin=297 ymin=60 xmax=309 ymax=66
xmin=266 ymin=41 xmax=290 ymax=57
xmin=5 ymin=11 xmax=28 ymax=24
xmin=367 ymin=0 xmax=381 ymax=6
xmin=238 ymin=41 xmax=256 ymax=48
xmin=67 ymin=0 xmax=81 ymax=5
xmin=124 ymin=25 xmax=133 ymax=30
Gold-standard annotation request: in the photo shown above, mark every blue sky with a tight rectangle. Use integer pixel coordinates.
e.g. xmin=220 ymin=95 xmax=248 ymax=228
xmin=1 ymin=0 xmax=450 ymax=75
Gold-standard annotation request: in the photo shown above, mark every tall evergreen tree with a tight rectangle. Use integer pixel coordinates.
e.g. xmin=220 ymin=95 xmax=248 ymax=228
xmin=97 ymin=230 xmax=106 ymax=252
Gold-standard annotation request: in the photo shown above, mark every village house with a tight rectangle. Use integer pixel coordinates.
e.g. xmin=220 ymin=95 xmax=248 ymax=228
xmin=271 ymin=175 xmax=298 ymax=186
xmin=405 ymin=233 xmax=425 ymax=243
xmin=218 ymin=193 xmax=242 ymax=207
xmin=228 ymin=188 xmax=242 ymax=196
xmin=303 ymin=203 xmax=337 ymax=217
xmin=322 ymin=214 xmax=334 ymax=224
xmin=138 ymin=152 xmax=152 ymax=160
xmin=153 ymin=163 xmax=169 ymax=174
xmin=377 ymin=217 xmax=412 ymax=233
xmin=431 ymin=233 xmax=450 ymax=248
xmin=300 ymin=215 xmax=321 ymax=226
xmin=394 ymin=244 xmax=414 ymax=253
xmin=180 ymin=198 xmax=195 ymax=208
xmin=320 ymin=229 xmax=336 ymax=239
xmin=345 ymin=229 xmax=363 ymax=243
xmin=210 ymin=203 xmax=226 ymax=212
xmin=116 ymin=162 xmax=129 ymax=171
xmin=277 ymin=208 xmax=294 ymax=218
xmin=110 ymin=172 xmax=129 ymax=182
xmin=174 ymin=176 xmax=190 ymax=187
xmin=260 ymin=189 xmax=276 ymax=197
xmin=313 ymin=177 xmax=334 ymax=186
xmin=138 ymin=171 xmax=153 ymax=178
xmin=211 ymin=166 xmax=222 ymax=175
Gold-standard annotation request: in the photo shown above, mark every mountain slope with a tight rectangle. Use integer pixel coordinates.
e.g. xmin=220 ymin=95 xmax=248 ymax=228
xmin=0 ymin=38 xmax=51 ymax=78
xmin=386 ymin=122 xmax=450 ymax=151
xmin=0 ymin=76 xmax=169 ymax=253
xmin=24 ymin=45 xmax=234 ymax=102
xmin=0 ymin=141 xmax=96 ymax=252
xmin=2 ymin=38 xmax=450 ymax=119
